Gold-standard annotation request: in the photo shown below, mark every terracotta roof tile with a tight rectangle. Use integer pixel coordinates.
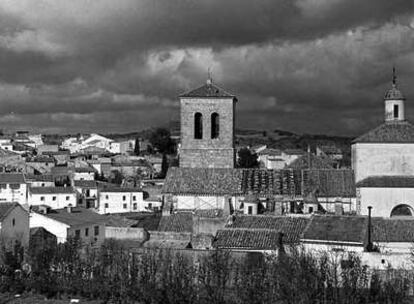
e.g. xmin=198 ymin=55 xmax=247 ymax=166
xmin=180 ymin=82 xmax=236 ymax=99
xmin=356 ymin=176 xmax=414 ymax=188
xmin=157 ymin=212 xmax=193 ymax=233
xmin=303 ymin=169 xmax=356 ymax=197
xmin=214 ymin=228 xmax=284 ymax=250
xmin=353 ymin=121 xmax=414 ymax=143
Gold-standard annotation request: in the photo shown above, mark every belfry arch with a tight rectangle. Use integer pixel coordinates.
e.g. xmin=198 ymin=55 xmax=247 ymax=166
xmin=390 ymin=204 xmax=414 ymax=217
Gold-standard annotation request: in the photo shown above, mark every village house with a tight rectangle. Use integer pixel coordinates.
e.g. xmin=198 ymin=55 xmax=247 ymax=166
xmin=0 ymin=173 xmax=27 ymax=206
xmin=74 ymin=180 xmax=98 ymax=209
xmin=0 ymin=202 xmax=29 ymax=251
xmin=26 ymin=155 xmax=55 ymax=174
xmin=73 ymin=166 xmax=96 ymax=181
xmin=25 ymin=174 xmax=55 ymax=187
xmin=98 ymin=188 xmax=145 ymax=214
xmin=30 ymin=205 xmax=106 ymax=245
xmin=36 ymin=144 xmax=59 ymax=155
xmin=0 ymin=136 xmax=13 ymax=151
xmin=29 ymin=186 xmax=77 ymax=209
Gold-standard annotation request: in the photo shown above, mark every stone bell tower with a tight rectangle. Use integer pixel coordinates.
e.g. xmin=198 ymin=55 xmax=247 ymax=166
xmin=384 ymin=67 xmax=405 ymax=122
xmin=179 ymin=76 xmax=237 ymax=168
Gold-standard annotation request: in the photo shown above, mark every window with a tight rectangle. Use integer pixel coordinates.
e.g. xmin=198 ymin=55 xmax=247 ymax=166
xmin=10 ymin=184 xmax=20 ymax=190
xmin=394 ymin=104 xmax=399 ymax=119
xmin=85 ymin=228 xmax=89 ymax=236
xmin=40 ymin=196 xmax=45 ymax=201
xmin=12 ymin=218 xmax=15 ymax=226
xmin=66 ymin=196 xmax=70 ymax=201
xmin=75 ymin=230 xmax=81 ymax=238
xmin=105 ymin=195 xmax=109 ymax=199
xmin=41 ymin=183 xmax=45 ymax=187
xmin=123 ymin=203 xmax=127 ymax=209
xmin=122 ymin=195 xmax=126 ymax=201
xmin=133 ymin=203 xmax=137 ymax=210
xmin=148 ymin=203 xmax=152 ymax=209
xmin=194 ymin=112 xmax=203 ymax=139
xmin=133 ymin=196 xmax=136 ymax=201
xmin=309 ymin=207 xmax=314 ymax=213
xmin=248 ymin=206 xmax=253 ymax=215
xmin=52 ymin=196 xmax=56 ymax=201
xmin=211 ymin=112 xmax=219 ymax=139
xmin=94 ymin=226 xmax=99 ymax=236
xmin=104 ymin=203 xmax=109 ymax=208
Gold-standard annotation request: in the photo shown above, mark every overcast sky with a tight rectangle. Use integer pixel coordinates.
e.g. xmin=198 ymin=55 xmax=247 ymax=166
xmin=0 ymin=0 xmax=413 ymax=135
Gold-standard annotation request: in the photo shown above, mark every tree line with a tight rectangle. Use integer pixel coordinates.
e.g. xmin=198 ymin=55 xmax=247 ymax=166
xmin=0 ymin=239 xmax=412 ymax=304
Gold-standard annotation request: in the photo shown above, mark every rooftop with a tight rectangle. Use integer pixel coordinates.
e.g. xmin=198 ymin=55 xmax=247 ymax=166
xmin=74 ymin=180 xmax=97 ymax=188
xmin=0 ymin=173 xmax=25 ymax=184
xmin=353 ymin=121 xmax=414 ymax=143
xmin=25 ymin=174 xmax=54 ymax=182
xmin=37 ymin=207 xmax=107 ymax=226
xmin=356 ymin=176 xmax=414 ymax=188
xmin=30 ymin=186 xmax=76 ymax=195
xmin=180 ymin=80 xmax=236 ymax=99
xmin=0 ymin=203 xmax=24 ymax=221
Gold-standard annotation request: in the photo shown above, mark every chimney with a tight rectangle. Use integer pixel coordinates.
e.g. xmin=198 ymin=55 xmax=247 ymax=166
xmin=335 ymin=200 xmax=344 ymax=215
xmin=66 ymin=204 xmax=73 ymax=213
xmin=365 ymin=206 xmax=373 ymax=252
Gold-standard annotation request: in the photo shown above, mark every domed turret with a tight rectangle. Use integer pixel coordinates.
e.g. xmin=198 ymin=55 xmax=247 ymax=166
xmin=384 ymin=67 xmax=405 ymax=122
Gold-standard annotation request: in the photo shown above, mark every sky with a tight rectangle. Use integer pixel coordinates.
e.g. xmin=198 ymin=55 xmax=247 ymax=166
xmin=0 ymin=0 xmax=413 ymax=136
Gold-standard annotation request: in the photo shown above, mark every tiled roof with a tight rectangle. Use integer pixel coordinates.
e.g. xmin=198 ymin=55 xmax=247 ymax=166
xmin=180 ymin=81 xmax=236 ymax=99
xmin=257 ymin=148 xmax=282 ymax=156
xmin=25 ymin=174 xmax=54 ymax=182
xmin=30 ymin=186 xmax=76 ymax=195
xmin=302 ymin=215 xmax=367 ymax=244
xmin=157 ymin=212 xmax=193 ymax=233
xmin=384 ymin=85 xmax=404 ymax=100
xmin=51 ymin=166 xmax=72 ymax=176
xmin=39 ymin=207 xmax=106 ymax=226
xmin=372 ymin=218 xmax=414 ymax=242
xmin=127 ymin=213 xmax=162 ymax=231
xmin=287 ymin=153 xmax=334 ymax=170
xmin=163 ymin=168 xmax=301 ymax=196
xmin=353 ymin=121 xmax=414 ymax=143
xmin=104 ymin=214 xmax=138 ymax=227
xmin=226 ymin=215 xmax=309 ymax=243
xmin=100 ymin=187 xmax=142 ymax=193
xmin=74 ymin=180 xmax=97 ymax=188
xmin=0 ymin=173 xmax=25 ymax=184
xmin=356 ymin=176 xmax=414 ymax=188
xmin=283 ymin=149 xmax=306 ymax=156
xmin=0 ymin=203 xmax=22 ymax=221
xmin=28 ymin=156 xmax=55 ymax=163
xmin=75 ymin=166 xmax=95 ymax=173
xmin=214 ymin=228 xmax=284 ymax=250
xmin=303 ymin=169 xmax=356 ymax=197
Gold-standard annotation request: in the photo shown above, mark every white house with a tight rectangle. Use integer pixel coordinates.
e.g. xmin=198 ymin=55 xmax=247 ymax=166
xmin=29 ymin=187 xmax=77 ymax=209
xmin=98 ymin=188 xmax=144 ymax=214
xmin=0 ymin=173 xmax=27 ymax=206
xmin=30 ymin=206 xmax=106 ymax=244
xmin=73 ymin=166 xmax=96 ymax=181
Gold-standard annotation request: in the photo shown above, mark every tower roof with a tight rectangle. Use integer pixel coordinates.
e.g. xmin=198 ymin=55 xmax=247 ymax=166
xmin=179 ymin=80 xmax=237 ymax=99
xmin=384 ymin=67 xmax=405 ymax=100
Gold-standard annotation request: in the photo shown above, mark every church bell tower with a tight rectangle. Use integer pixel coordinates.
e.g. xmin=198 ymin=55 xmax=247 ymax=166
xmin=384 ymin=68 xmax=405 ymax=122
xmin=179 ymin=76 xmax=237 ymax=168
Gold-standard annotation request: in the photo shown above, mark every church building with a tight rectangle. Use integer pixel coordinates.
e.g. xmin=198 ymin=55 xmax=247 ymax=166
xmin=353 ymin=69 xmax=414 ymax=217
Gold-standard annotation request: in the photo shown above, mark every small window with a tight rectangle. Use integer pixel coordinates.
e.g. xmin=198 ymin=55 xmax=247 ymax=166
xmin=10 ymin=184 xmax=20 ymax=190
xmin=66 ymin=196 xmax=70 ymax=201
xmin=211 ymin=112 xmax=220 ymax=139
xmin=41 ymin=183 xmax=45 ymax=187
xmin=52 ymin=196 xmax=56 ymax=201
xmin=148 ymin=203 xmax=152 ymax=209
xmin=133 ymin=196 xmax=136 ymax=201
xmin=105 ymin=195 xmax=109 ymax=200
xmin=104 ymin=203 xmax=109 ymax=208
xmin=12 ymin=218 xmax=15 ymax=226
xmin=122 ymin=195 xmax=126 ymax=201
xmin=248 ymin=206 xmax=253 ymax=215
xmin=85 ymin=228 xmax=89 ymax=236
xmin=94 ymin=226 xmax=99 ymax=236
xmin=309 ymin=206 xmax=314 ymax=213
xmin=194 ymin=112 xmax=203 ymax=139
xmin=133 ymin=203 xmax=137 ymax=210
xmin=75 ymin=230 xmax=81 ymax=238
xmin=123 ymin=203 xmax=127 ymax=209
xmin=40 ymin=196 xmax=45 ymax=201
xmin=394 ymin=104 xmax=399 ymax=119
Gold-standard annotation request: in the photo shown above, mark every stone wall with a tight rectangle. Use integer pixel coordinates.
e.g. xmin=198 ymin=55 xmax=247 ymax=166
xmin=180 ymin=98 xmax=235 ymax=168
xmin=105 ymin=226 xmax=148 ymax=241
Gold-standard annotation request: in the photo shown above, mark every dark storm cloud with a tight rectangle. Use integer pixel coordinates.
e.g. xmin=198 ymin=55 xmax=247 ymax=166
xmin=0 ymin=0 xmax=412 ymax=133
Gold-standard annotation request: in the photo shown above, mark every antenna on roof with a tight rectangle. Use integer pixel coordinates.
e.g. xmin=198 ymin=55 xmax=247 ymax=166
xmin=207 ymin=67 xmax=212 ymax=85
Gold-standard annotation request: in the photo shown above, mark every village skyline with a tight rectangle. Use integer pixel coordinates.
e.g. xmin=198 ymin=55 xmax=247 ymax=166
xmin=0 ymin=1 xmax=412 ymax=135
